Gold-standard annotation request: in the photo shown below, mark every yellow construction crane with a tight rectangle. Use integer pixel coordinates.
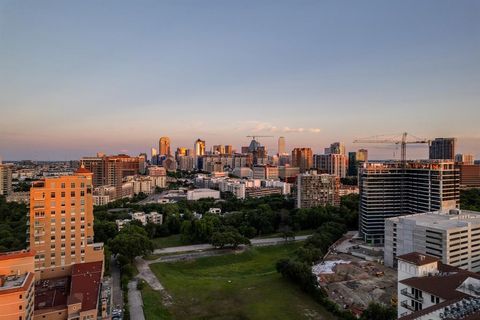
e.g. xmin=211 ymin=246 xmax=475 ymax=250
xmin=353 ymin=132 xmax=429 ymax=163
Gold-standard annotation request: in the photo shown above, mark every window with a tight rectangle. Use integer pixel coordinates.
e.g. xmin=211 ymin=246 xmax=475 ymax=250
xmin=80 ymin=191 xmax=85 ymax=197
xmin=81 ymin=182 xmax=85 ymax=188
xmin=19 ymin=305 xmax=22 ymax=310
xmin=71 ymin=183 xmax=75 ymax=188
xmin=61 ymin=183 xmax=65 ymax=188
xmin=50 ymin=192 xmax=55 ymax=198
xmin=71 ymin=191 xmax=75 ymax=197
xmin=50 ymin=211 xmax=55 ymax=215
xmin=61 ymin=210 xmax=65 ymax=214
xmin=61 ymin=192 xmax=65 ymax=197
xmin=19 ymin=294 xmax=22 ymax=299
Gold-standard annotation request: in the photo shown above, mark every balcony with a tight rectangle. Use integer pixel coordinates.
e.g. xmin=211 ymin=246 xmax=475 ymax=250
xmin=401 ymin=288 xmax=424 ymax=302
xmin=401 ymin=301 xmax=416 ymax=312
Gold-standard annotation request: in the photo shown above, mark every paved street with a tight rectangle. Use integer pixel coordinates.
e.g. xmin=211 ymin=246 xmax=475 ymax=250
xmin=128 ymin=280 xmax=145 ymax=320
xmin=152 ymin=234 xmax=311 ymax=255
xmin=110 ymin=255 xmax=123 ymax=310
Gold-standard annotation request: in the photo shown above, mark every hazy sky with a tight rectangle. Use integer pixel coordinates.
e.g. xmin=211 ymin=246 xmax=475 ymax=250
xmin=1 ymin=0 xmax=479 ymax=160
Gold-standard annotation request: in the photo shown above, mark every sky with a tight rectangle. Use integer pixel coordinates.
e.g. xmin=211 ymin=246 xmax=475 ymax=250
xmin=0 ymin=0 xmax=479 ymax=161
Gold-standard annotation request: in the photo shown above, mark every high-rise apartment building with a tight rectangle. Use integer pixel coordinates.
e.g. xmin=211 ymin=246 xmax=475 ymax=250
xmin=429 ymin=138 xmax=456 ymax=160
xmin=176 ymin=147 xmax=188 ymax=158
xmin=455 ymin=153 xmax=474 ymax=165
xmin=296 ymin=171 xmax=340 ymax=208
xmin=151 ymin=147 xmax=158 ymax=159
xmin=348 ymin=149 xmax=368 ymax=177
xmin=194 ymin=139 xmax=206 ymax=157
xmin=278 ymin=136 xmax=286 ymax=155
xmin=291 ymin=148 xmax=313 ymax=173
xmin=0 ymin=250 xmax=35 ymax=320
xmin=29 ymin=168 xmax=104 ymax=279
xmin=385 ymin=209 xmax=480 ymax=271
xmin=0 ymin=164 xmax=13 ymax=196
xmin=159 ymin=136 xmax=171 ymax=156
xmin=80 ymin=154 xmax=144 ymax=199
xmin=359 ymin=161 xmax=460 ymax=244
xmin=314 ymin=153 xmax=347 ymax=178
xmin=212 ymin=145 xmax=226 ymax=155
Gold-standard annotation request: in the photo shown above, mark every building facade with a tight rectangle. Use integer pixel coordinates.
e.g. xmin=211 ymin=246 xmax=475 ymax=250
xmin=296 ymin=171 xmax=340 ymax=208
xmin=359 ymin=161 xmax=460 ymax=244
xmin=385 ymin=209 xmax=480 ymax=272
xmin=0 ymin=250 xmax=35 ymax=320
xmin=29 ymin=168 xmax=104 ymax=280
xmin=0 ymin=164 xmax=13 ymax=196
xmin=429 ymin=138 xmax=456 ymax=160
xmin=291 ymin=148 xmax=313 ymax=173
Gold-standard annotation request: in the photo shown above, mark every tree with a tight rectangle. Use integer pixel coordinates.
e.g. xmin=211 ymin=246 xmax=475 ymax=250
xmin=360 ymin=302 xmax=396 ymax=320
xmin=210 ymin=230 xmax=250 ymax=248
xmin=109 ymin=226 xmax=153 ymax=262
xmin=93 ymin=220 xmax=118 ymax=243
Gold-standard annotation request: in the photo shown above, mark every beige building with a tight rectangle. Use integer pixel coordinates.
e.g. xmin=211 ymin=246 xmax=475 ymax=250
xmin=0 ymin=164 xmax=13 ymax=196
xmin=385 ymin=209 xmax=480 ymax=272
xmin=296 ymin=171 xmax=340 ymax=208
xmin=291 ymin=148 xmax=313 ymax=173
xmin=0 ymin=250 xmax=35 ymax=320
xmin=29 ymin=168 xmax=104 ymax=280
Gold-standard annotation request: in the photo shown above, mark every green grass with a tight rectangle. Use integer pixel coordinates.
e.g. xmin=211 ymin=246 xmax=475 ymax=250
xmin=142 ymin=284 xmax=173 ymax=320
xmin=152 ymin=234 xmax=186 ymax=248
xmin=147 ymin=243 xmax=336 ymax=320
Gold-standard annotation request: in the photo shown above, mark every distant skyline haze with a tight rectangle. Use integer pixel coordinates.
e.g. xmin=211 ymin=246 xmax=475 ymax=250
xmin=0 ymin=0 xmax=479 ymax=160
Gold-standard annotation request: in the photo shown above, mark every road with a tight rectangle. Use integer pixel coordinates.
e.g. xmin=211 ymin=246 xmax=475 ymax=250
xmin=128 ymin=280 xmax=145 ymax=320
xmin=152 ymin=235 xmax=311 ymax=255
xmin=110 ymin=255 xmax=123 ymax=310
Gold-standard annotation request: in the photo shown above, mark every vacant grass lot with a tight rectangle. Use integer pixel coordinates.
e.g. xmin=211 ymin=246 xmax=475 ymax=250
xmin=146 ymin=243 xmax=335 ymax=320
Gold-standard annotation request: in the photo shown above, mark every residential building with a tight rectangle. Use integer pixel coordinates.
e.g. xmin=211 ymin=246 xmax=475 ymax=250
xmin=279 ymin=165 xmax=300 ymax=181
xmin=218 ymin=180 xmax=246 ymax=199
xmin=296 ymin=171 xmax=340 ymax=208
xmin=314 ymin=153 xmax=347 ymax=178
xmin=429 ymin=138 xmax=456 ymax=160
xmin=396 ymin=252 xmax=480 ymax=320
xmin=359 ymin=161 xmax=460 ymax=244
xmin=460 ymin=164 xmax=480 ymax=189
xmin=0 ymin=163 xmax=13 ymax=196
xmin=357 ymin=149 xmax=368 ymax=162
xmin=455 ymin=153 xmax=474 ymax=165
xmin=291 ymin=148 xmax=313 ymax=173
xmin=80 ymin=154 xmax=144 ymax=199
xmin=92 ymin=185 xmax=116 ymax=206
xmin=252 ymin=165 xmax=279 ymax=180
xmin=245 ymin=187 xmax=282 ymax=198
xmin=385 ymin=209 xmax=480 ymax=271
xmin=177 ymin=155 xmax=196 ymax=171
xmin=187 ymin=188 xmax=220 ymax=201
xmin=29 ymin=167 xmax=104 ymax=280
xmin=151 ymin=147 xmax=158 ymax=160
xmin=231 ymin=167 xmax=253 ymax=178
xmin=0 ymin=250 xmax=35 ymax=320
xmin=159 ymin=136 xmax=171 ymax=156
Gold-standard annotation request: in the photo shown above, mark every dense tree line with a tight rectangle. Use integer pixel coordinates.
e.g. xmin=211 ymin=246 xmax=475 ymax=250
xmin=0 ymin=196 xmax=28 ymax=252
xmin=460 ymin=189 xmax=480 ymax=211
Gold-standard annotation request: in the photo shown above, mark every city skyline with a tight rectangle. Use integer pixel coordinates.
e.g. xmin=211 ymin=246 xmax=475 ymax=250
xmin=1 ymin=0 xmax=479 ymax=160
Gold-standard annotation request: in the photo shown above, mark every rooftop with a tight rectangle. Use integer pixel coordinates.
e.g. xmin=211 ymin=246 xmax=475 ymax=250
xmin=70 ymin=261 xmax=103 ymax=311
xmin=0 ymin=273 xmax=33 ymax=293
xmin=390 ymin=209 xmax=480 ymax=230
xmin=34 ymin=277 xmax=70 ymax=310
xmin=398 ymin=252 xmax=440 ymax=266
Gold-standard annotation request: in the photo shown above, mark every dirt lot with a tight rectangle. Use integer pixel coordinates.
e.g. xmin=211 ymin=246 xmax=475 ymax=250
xmin=317 ymin=253 xmax=397 ymax=312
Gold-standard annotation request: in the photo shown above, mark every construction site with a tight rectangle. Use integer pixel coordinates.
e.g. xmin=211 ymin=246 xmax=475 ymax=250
xmin=313 ymin=250 xmax=397 ymax=316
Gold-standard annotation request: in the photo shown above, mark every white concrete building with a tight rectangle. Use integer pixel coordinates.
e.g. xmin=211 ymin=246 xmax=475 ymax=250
xmin=396 ymin=252 xmax=480 ymax=320
xmin=187 ymin=188 xmax=220 ymax=201
xmin=385 ymin=209 xmax=480 ymax=272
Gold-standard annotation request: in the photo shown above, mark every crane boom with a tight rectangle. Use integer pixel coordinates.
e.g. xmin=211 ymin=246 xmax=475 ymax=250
xmin=353 ymin=132 xmax=429 ymax=163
